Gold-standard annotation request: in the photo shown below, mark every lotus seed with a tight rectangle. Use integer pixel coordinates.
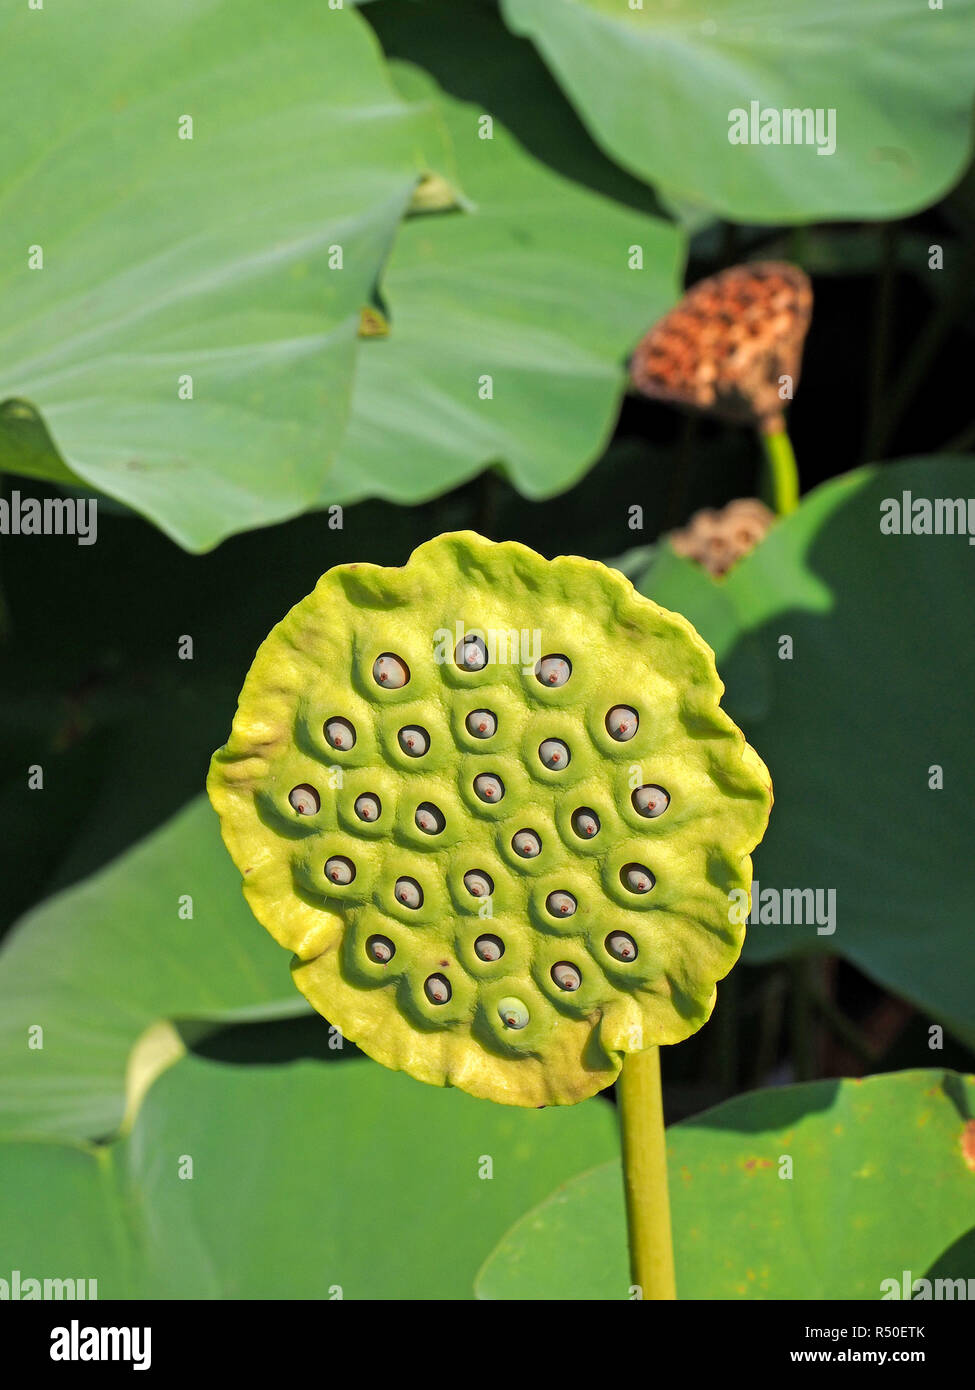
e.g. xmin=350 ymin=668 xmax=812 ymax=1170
xmin=395 ymin=877 xmax=423 ymax=909
xmin=475 ymin=934 xmax=505 ymax=962
xmin=606 ymin=931 xmax=638 ymax=962
xmin=546 ymin=890 xmax=577 ymax=918
xmin=498 ymin=997 xmax=530 ymax=1029
xmin=466 ymin=709 xmax=497 ymax=738
xmin=621 ymin=863 xmax=655 ymax=893
xmin=398 ymin=725 xmax=429 ymax=757
xmin=425 ymin=973 xmax=452 ymax=1004
xmin=354 ymin=793 xmax=382 ymax=822
xmin=606 ymin=705 xmax=639 ymax=741
xmin=325 ymin=855 xmax=356 ymax=885
xmin=324 ymin=716 xmax=356 ymax=751
xmin=288 ymin=784 xmax=320 ymax=816
xmin=535 ymin=654 xmax=571 ymax=687
xmin=415 ymin=802 xmax=445 ymax=835
xmin=373 ymin=653 xmax=410 ymax=688
xmin=552 ymin=961 xmax=582 ymax=991
xmin=571 ymin=807 xmax=600 ymax=839
xmin=463 ymin=869 xmax=494 ymax=898
xmin=632 ymin=784 xmax=670 ymax=818
xmin=473 ymin=773 xmax=505 ymax=803
xmin=538 ymin=739 xmax=570 ymax=770
xmin=455 ymin=633 xmax=488 ymax=671
xmin=512 ymin=829 xmax=542 ymax=858
xmin=367 ymin=934 xmax=395 ymax=964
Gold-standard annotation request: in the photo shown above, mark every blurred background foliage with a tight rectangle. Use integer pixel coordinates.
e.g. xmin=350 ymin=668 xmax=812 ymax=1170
xmin=1 ymin=0 xmax=973 ymax=1298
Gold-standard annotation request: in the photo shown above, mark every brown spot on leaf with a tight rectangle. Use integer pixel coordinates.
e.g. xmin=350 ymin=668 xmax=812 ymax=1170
xmin=961 ymin=1120 xmax=975 ymax=1172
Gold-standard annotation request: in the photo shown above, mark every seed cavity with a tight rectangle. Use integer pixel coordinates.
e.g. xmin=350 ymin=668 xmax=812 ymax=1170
xmin=325 ymin=855 xmax=356 ymax=885
xmin=571 ymin=807 xmax=600 ymax=839
xmin=398 ymin=725 xmax=429 ymax=757
xmin=498 ymin=997 xmax=529 ymax=1030
xmin=474 ymin=934 xmax=504 ymax=962
xmin=606 ymin=706 xmax=639 ymax=741
xmin=551 ymin=962 xmax=581 ymax=992
xmin=367 ymin=934 xmax=395 ymax=964
xmin=395 ymin=876 xmax=423 ymax=909
xmin=455 ymin=633 xmax=488 ymax=671
xmin=621 ymin=863 xmax=655 ymax=894
xmin=324 ymin=716 xmax=356 ymax=751
xmin=632 ymin=784 xmax=670 ymax=818
xmin=606 ymin=931 xmax=638 ymax=962
xmin=466 ymin=709 xmax=497 ymax=739
xmin=463 ymin=869 xmax=494 ymax=899
xmin=512 ymin=829 xmax=542 ymax=858
xmin=546 ymin=890 xmax=577 ymax=918
xmin=415 ymin=802 xmax=445 ymax=835
xmin=473 ymin=773 xmax=505 ymax=803
xmin=535 ymin=654 xmax=571 ymax=688
xmin=288 ymin=784 xmax=320 ymax=816
xmin=538 ymin=739 xmax=570 ymax=770
xmin=354 ymin=793 xmax=381 ymax=823
xmin=425 ymin=973 xmax=451 ymax=1004
xmin=373 ymin=653 xmax=410 ymax=688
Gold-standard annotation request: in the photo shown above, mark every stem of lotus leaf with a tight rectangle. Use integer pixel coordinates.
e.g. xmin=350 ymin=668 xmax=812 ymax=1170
xmin=760 ymin=427 xmax=800 ymax=516
xmin=618 ymin=1046 xmax=676 ymax=1300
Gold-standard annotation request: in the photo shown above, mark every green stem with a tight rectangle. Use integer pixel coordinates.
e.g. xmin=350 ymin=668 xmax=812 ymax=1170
xmin=760 ymin=428 xmax=800 ymax=516
xmin=618 ymin=1047 xmax=676 ymax=1300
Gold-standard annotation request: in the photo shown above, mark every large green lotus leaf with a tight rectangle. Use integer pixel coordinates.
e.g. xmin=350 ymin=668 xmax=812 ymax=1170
xmin=320 ymin=0 xmax=684 ymax=505
xmin=476 ymin=1069 xmax=975 ymax=1299
xmin=0 ymin=798 xmax=305 ymax=1144
xmin=0 ymin=1 xmax=431 ymax=550
xmin=502 ymin=0 xmax=975 ymax=223
xmin=0 ymin=1050 xmax=617 ymax=1299
xmin=632 ymin=457 xmax=975 ymax=1043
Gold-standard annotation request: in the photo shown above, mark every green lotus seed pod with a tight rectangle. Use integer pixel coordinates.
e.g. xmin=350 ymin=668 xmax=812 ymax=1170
xmin=208 ymin=530 xmax=771 ymax=1107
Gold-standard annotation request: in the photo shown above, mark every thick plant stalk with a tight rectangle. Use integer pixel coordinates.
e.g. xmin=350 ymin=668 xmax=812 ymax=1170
xmin=618 ymin=1046 xmax=676 ymax=1300
xmin=760 ymin=428 xmax=800 ymax=516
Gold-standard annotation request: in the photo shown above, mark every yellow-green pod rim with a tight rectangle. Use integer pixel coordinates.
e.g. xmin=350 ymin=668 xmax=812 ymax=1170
xmin=207 ymin=531 xmax=772 ymax=1107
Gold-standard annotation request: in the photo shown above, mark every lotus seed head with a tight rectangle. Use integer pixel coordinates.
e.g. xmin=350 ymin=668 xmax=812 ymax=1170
xmin=398 ymin=725 xmax=429 ymax=757
xmin=571 ymin=807 xmax=600 ymax=839
xmin=474 ymin=933 xmax=504 ymax=962
xmin=512 ymin=829 xmax=542 ymax=858
xmin=606 ymin=931 xmax=638 ymax=962
xmin=367 ymin=935 xmax=394 ymax=964
xmin=455 ymin=633 xmax=488 ymax=671
xmin=415 ymin=802 xmax=445 ymax=835
xmin=606 ymin=705 xmax=639 ymax=741
xmin=325 ymin=855 xmax=355 ymax=885
xmin=288 ymin=784 xmax=320 ymax=816
xmin=425 ymin=973 xmax=451 ymax=1005
xmin=395 ymin=877 xmax=423 ymax=910
xmin=552 ymin=961 xmax=582 ymax=991
xmin=632 ymin=784 xmax=670 ymax=818
xmin=546 ymin=890 xmax=577 ymax=918
xmin=463 ymin=870 xmax=494 ymax=899
xmin=621 ymin=863 xmax=655 ymax=894
xmin=354 ymin=793 xmax=381 ymax=822
xmin=473 ymin=773 xmax=504 ymax=803
xmin=535 ymin=654 xmax=571 ymax=687
xmin=324 ymin=716 xmax=356 ymax=751
xmin=538 ymin=738 xmax=570 ymax=770
xmin=373 ymin=653 xmax=409 ymax=688
xmin=466 ymin=709 xmax=497 ymax=739
xmin=498 ymin=997 xmax=530 ymax=1029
